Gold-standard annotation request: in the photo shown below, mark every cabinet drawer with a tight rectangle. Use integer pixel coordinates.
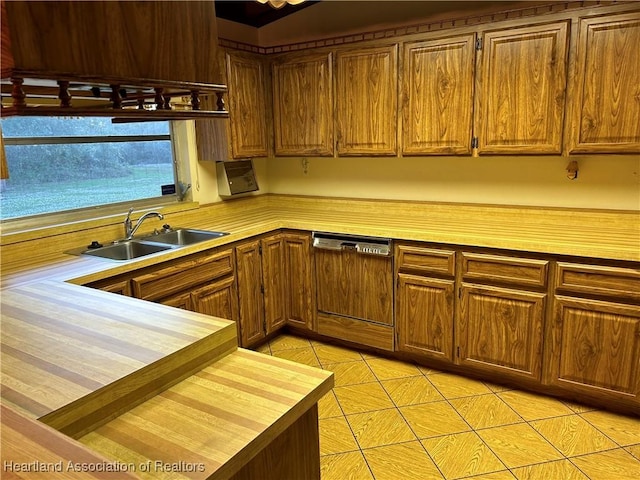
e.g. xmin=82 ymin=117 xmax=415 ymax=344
xmin=397 ymin=245 xmax=455 ymax=276
xmin=555 ymin=263 xmax=640 ymax=301
xmin=461 ymin=253 xmax=548 ymax=288
xmin=132 ymin=249 xmax=234 ymax=302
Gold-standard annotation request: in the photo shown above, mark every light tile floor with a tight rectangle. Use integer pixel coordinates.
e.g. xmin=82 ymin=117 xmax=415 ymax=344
xmin=255 ymin=334 xmax=640 ymax=480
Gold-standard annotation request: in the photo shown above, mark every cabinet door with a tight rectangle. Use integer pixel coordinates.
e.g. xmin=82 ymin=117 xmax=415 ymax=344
xmin=547 ymin=296 xmax=640 ymax=403
xmin=336 ymin=45 xmax=398 ymax=155
xmin=283 ymin=233 xmax=315 ymax=331
xmin=458 ymin=284 xmax=546 ymax=381
xmin=161 ymin=291 xmax=193 ymax=311
xmin=226 ymin=51 xmax=268 ymax=158
xmin=89 ymin=278 xmax=132 ymax=296
xmin=236 ymin=240 xmax=266 ymax=347
xmin=273 ymin=53 xmax=333 ymax=156
xmin=397 ymin=274 xmax=454 ymax=361
xmin=262 ymin=234 xmax=287 ymax=334
xmin=402 ymin=34 xmax=475 ymax=155
xmin=192 ymin=276 xmax=239 ymax=322
xmin=475 ymin=22 xmax=568 ymax=154
xmin=568 ymin=14 xmax=640 ymax=153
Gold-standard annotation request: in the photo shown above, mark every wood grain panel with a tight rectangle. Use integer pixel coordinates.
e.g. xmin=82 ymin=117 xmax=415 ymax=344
xmin=236 ymin=239 xmax=266 ymax=347
xmin=461 ymin=252 xmax=548 ymax=288
xmin=262 ymin=234 xmax=287 ymax=334
xmin=226 ymin=51 xmax=268 ymax=158
xmin=88 ymin=277 xmax=132 ymax=296
xmin=459 ymin=284 xmax=546 ymax=381
xmin=192 ymin=275 xmax=239 ymax=322
xmin=273 ymin=52 xmax=333 ymax=156
xmin=315 ymin=248 xmax=393 ymax=325
xmin=397 ymin=244 xmax=455 ymax=276
xmin=4 ymin=1 xmax=220 ymax=84
xmin=284 ymin=233 xmax=316 ymax=331
xmin=555 ymin=262 xmax=640 ymax=302
xmin=396 ymin=274 xmax=454 ymax=361
xmin=336 ymin=45 xmax=398 ymax=155
xmin=80 ymin=349 xmax=333 ymax=480
xmin=1 ymin=281 xmax=237 ymax=437
xmin=131 ymin=249 xmax=234 ymax=302
xmin=569 ymin=13 xmax=640 ymax=153
xmin=476 ymin=22 xmax=569 ymax=154
xmin=161 ymin=290 xmax=193 ymax=310
xmin=317 ymin=313 xmax=394 ymax=351
xmin=1 ymin=404 xmax=139 ymax=480
xmin=549 ymin=296 xmax=640 ymax=400
xmin=402 ymin=34 xmax=475 ymax=155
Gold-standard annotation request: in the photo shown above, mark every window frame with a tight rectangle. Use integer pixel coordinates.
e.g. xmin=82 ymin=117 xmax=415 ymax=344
xmin=0 ymin=119 xmax=182 ymax=226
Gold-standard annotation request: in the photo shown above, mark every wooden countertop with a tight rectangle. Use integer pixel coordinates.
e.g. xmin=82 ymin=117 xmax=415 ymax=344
xmin=1 ymin=281 xmax=238 ymax=438
xmin=1 ymin=404 xmax=140 ymax=479
xmin=2 ymin=195 xmax=638 ymax=289
xmin=80 ymin=349 xmax=333 ymax=480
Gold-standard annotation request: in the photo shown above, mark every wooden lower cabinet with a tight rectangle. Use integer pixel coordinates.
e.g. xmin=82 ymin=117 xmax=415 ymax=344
xmin=86 ymin=277 xmax=132 ymax=296
xmin=192 ymin=276 xmax=239 ymax=321
xmin=546 ymin=296 xmax=640 ymax=405
xmin=396 ymin=274 xmax=454 ymax=361
xmin=262 ymin=235 xmax=287 ymax=334
xmin=284 ymin=232 xmax=316 ymax=331
xmin=234 ymin=233 xmax=299 ymax=347
xmin=161 ymin=290 xmax=193 ymax=311
xmin=236 ymin=239 xmax=267 ymax=346
xmin=458 ymin=284 xmax=546 ymax=381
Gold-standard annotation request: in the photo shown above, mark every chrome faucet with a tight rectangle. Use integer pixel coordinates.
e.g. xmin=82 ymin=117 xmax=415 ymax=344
xmin=124 ymin=208 xmax=164 ymax=240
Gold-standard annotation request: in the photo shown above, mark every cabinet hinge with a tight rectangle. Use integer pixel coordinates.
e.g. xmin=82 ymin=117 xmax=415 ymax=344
xmin=457 ymin=346 xmax=460 ymax=357
xmin=259 ymin=244 xmax=262 ymax=255
xmin=458 ymin=287 xmax=462 ymax=299
xmin=260 ymin=284 xmax=265 ymax=294
xmin=471 ymin=137 xmax=479 ymax=149
xmin=475 ymin=38 xmax=483 ymax=50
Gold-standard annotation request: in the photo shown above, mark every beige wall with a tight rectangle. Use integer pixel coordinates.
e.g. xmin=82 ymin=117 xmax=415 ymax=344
xmin=266 ymin=155 xmax=640 ymax=210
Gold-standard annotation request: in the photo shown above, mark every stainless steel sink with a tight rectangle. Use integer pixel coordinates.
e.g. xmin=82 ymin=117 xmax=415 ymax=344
xmin=76 ymin=228 xmax=228 ymax=261
xmin=141 ymin=228 xmax=229 ymax=246
xmin=82 ymin=240 xmax=174 ymax=261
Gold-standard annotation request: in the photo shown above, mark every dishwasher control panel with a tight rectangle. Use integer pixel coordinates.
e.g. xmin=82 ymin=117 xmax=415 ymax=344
xmin=312 ymin=232 xmax=392 ymax=256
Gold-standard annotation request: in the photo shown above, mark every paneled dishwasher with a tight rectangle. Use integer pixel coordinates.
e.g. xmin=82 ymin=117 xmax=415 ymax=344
xmin=312 ymin=232 xmax=395 ymax=350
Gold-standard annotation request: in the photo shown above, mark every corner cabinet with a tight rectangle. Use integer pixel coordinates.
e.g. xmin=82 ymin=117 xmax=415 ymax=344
xmin=474 ymin=22 xmax=569 ymax=154
xmin=336 ymin=45 xmax=398 ymax=155
xmin=283 ymin=232 xmax=316 ymax=332
xmin=226 ymin=51 xmax=269 ymax=158
xmin=568 ymin=13 xmax=640 ymax=153
xmin=401 ymin=34 xmax=476 ymax=155
xmin=272 ymin=52 xmax=334 ymax=156
xmin=235 ymin=234 xmax=287 ymax=348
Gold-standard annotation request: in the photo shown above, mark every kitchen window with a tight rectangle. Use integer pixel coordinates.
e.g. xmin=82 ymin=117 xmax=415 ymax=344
xmin=0 ymin=116 xmax=177 ymax=220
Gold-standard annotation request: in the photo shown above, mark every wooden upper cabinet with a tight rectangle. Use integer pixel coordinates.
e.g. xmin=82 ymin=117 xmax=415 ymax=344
xmin=226 ymin=52 xmax=269 ymax=158
xmin=3 ymin=1 xmax=220 ymax=84
xmin=336 ymin=45 xmax=398 ymax=155
xmin=402 ymin=34 xmax=476 ymax=155
xmin=273 ymin=53 xmax=333 ymax=156
xmin=475 ymin=22 xmax=569 ymax=154
xmin=568 ymin=13 xmax=640 ymax=153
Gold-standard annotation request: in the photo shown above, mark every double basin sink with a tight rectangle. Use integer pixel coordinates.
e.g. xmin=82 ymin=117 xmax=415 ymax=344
xmin=81 ymin=229 xmax=229 ymax=261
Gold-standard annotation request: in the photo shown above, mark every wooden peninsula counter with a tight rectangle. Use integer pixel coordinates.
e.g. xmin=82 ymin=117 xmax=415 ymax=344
xmin=1 ymin=281 xmax=334 ymax=479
